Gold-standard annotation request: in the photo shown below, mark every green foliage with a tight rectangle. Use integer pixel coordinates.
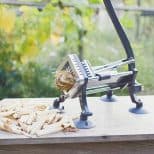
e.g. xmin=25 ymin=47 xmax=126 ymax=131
xmin=123 ymin=0 xmax=136 ymax=5
xmin=120 ymin=13 xmax=135 ymax=29
xmin=88 ymin=0 xmax=102 ymax=4
xmin=0 ymin=1 xmax=98 ymax=98
xmin=0 ymin=0 xmax=154 ymax=99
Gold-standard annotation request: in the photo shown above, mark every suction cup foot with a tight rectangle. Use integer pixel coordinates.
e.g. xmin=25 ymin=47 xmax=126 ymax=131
xmin=74 ymin=119 xmax=95 ymax=129
xmin=129 ymin=107 xmax=148 ymax=114
xmin=100 ymin=95 xmax=117 ymax=102
xmin=49 ymin=105 xmax=64 ymax=111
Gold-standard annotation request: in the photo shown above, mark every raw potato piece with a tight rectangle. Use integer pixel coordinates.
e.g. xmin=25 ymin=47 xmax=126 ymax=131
xmin=55 ymin=71 xmax=76 ymax=91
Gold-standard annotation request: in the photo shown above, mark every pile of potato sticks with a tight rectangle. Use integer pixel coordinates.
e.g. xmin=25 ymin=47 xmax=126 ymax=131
xmin=0 ymin=101 xmax=78 ymax=137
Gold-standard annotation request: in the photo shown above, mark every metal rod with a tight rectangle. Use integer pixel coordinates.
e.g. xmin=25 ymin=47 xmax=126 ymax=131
xmin=93 ymin=59 xmax=135 ymax=73
xmin=94 ymin=59 xmax=126 ymax=70
xmin=86 ymin=85 xmax=110 ymax=95
xmin=103 ymin=0 xmax=136 ymax=71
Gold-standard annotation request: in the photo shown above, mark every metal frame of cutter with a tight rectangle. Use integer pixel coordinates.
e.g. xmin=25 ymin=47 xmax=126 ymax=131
xmin=53 ymin=0 xmax=144 ymax=129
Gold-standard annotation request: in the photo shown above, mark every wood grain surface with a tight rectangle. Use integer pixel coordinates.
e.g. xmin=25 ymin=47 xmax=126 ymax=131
xmin=1 ymin=141 xmax=154 ymax=154
xmin=0 ymin=96 xmax=154 ymax=146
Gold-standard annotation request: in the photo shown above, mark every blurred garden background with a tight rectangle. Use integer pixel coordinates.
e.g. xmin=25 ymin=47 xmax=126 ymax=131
xmin=0 ymin=0 xmax=154 ymax=99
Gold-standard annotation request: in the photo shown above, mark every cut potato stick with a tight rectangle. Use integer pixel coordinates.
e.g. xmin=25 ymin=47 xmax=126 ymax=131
xmin=0 ymin=119 xmax=5 ymax=130
xmin=36 ymin=122 xmax=63 ymax=136
xmin=34 ymin=105 xmax=47 ymax=111
xmin=36 ymin=116 xmax=76 ymax=136
xmin=0 ymin=111 xmax=15 ymax=117
xmin=18 ymin=115 xmax=29 ymax=124
xmin=1 ymin=117 xmax=22 ymax=134
xmin=26 ymin=112 xmax=37 ymax=125
xmin=18 ymin=121 xmax=29 ymax=132
xmin=52 ymin=113 xmax=63 ymax=123
xmin=28 ymin=119 xmax=46 ymax=135
xmin=46 ymin=113 xmax=56 ymax=124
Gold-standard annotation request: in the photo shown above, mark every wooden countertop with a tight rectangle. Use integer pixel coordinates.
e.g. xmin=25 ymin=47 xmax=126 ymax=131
xmin=0 ymin=96 xmax=154 ymax=145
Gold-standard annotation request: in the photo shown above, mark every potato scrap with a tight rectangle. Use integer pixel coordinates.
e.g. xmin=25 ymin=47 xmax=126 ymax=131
xmin=0 ymin=102 xmax=78 ymax=137
xmin=55 ymin=70 xmax=76 ymax=91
